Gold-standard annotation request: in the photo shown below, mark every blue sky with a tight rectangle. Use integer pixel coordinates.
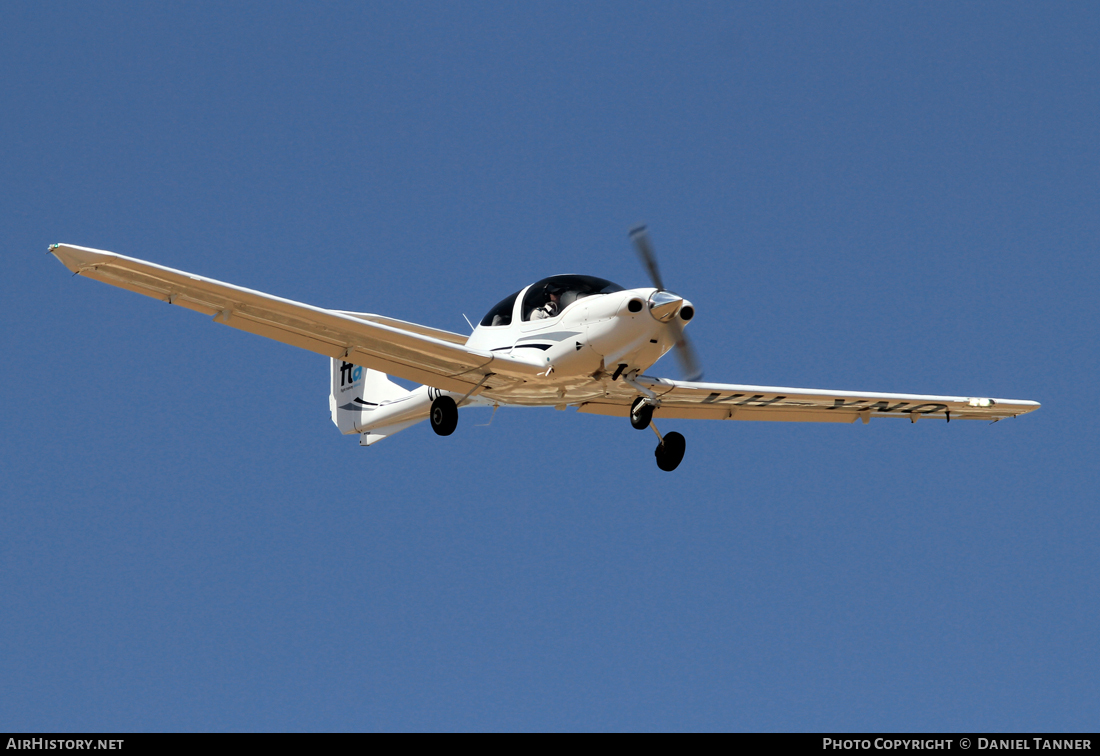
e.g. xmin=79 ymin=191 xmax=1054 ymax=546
xmin=2 ymin=1 xmax=1097 ymax=731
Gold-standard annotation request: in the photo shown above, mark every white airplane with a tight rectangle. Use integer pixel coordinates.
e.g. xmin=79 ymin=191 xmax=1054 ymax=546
xmin=49 ymin=228 xmax=1039 ymax=471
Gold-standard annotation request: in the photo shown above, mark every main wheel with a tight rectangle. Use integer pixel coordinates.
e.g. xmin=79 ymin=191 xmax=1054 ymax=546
xmin=430 ymin=395 xmax=458 ymax=436
xmin=654 ymin=431 xmax=686 ymax=471
xmin=630 ymin=397 xmax=654 ymax=430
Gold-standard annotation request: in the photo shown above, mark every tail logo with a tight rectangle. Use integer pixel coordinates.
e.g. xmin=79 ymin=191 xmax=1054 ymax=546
xmin=339 ymin=361 xmax=363 ymax=386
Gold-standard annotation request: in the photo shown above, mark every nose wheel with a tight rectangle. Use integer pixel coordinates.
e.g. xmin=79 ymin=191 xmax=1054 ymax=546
xmin=430 ymin=395 xmax=458 ymax=436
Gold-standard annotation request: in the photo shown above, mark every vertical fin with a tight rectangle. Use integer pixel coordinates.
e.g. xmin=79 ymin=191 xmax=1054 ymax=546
xmin=329 ymin=359 xmax=409 ymax=435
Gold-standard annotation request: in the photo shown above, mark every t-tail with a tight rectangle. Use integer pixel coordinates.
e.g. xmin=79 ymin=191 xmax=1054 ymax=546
xmin=329 ymin=359 xmax=417 ymax=444
xmin=329 ymin=359 xmax=493 ymax=445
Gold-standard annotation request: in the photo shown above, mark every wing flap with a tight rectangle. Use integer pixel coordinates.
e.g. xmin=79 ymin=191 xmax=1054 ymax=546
xmin=52 ymin=244 xmax=540 ymax=392
xmin=576 ymin=402 xmax=858 ymax=423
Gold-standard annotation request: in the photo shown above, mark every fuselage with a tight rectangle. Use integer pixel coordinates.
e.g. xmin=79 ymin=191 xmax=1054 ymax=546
xmin=350 ymin=274 xmax=695 ymax=438
xmin=465 ymin=274 xmax=692 ymax=406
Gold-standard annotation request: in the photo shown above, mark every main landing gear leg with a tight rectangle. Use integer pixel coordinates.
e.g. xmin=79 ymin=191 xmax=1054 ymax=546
xmin=650 ymin=420 xmax=686 ymax=472
xmin=430 ymin=395 xmax=458 ymax=436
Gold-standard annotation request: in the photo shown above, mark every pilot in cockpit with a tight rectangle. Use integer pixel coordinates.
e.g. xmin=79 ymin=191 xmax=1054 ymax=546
xmin=531 ymin=291 xmax=561 ymax=320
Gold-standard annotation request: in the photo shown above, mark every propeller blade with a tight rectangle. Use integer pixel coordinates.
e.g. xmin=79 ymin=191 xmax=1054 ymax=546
xmin=629 ymin=225 xmax=665 ymax=292
xmin=629 ymin=224 xmax=703 ymax=380
xmin=672 ymin=321 xmax=703 ymax=382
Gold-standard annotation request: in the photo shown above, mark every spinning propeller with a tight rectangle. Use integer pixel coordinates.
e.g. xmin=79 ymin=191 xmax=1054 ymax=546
xmin=629 ymin=225 xmax=704 ymax=382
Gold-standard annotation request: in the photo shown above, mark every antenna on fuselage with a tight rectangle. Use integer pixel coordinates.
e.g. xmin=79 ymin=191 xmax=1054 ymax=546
xmin=462 ymin=313 xmax=476 ymax=333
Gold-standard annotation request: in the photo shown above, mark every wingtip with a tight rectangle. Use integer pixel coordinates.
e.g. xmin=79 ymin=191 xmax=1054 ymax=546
xmin=48 ymin=243 xmax=82 ymax=273
xmin=48 ymin=243 xmax=81 ymax=274
xmin=1004 ymin=399 xmax=1041 ymax=415
xmin=48 ymin=243 xmax=117 ymax=274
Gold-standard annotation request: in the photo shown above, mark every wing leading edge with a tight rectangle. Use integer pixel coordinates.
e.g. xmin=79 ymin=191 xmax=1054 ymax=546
xmin=578 ymin=376 xmax=1039 ymax=423
xmin=50 ymin=244 xmax=541 ymax=394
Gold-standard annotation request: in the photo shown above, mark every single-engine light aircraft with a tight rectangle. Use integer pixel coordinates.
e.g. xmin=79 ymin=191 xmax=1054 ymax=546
xmin=50 ymin=228 xmax=1038 ymax=471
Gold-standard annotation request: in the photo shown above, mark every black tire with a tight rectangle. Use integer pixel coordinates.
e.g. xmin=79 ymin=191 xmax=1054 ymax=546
xmin=654 ymin=431 xmax=686 ymax=471
xmin=630 ymin=397 xmax=654 ymax=430
xmin=430 ymin=395 xmax=458 ymax=436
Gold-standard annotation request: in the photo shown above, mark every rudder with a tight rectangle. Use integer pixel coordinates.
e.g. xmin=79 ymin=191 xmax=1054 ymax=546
xmin=329 ymin=359 xmax=410 ymax=435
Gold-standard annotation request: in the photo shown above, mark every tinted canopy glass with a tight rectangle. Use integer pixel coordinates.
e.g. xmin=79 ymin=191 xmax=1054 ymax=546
xmin=522 ymin=275 xmax=624 ymax=321
xmin=479 ymin=290 xmax=521 ymax=327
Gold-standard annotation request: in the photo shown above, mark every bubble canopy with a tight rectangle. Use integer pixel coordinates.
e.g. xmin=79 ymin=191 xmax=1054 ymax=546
xmin=479 ymin=275 xmax=625 ymax=327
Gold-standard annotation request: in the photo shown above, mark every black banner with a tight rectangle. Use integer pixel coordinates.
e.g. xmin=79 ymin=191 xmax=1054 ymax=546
xmin=3 ymin=732 xmax=1098 ymax=741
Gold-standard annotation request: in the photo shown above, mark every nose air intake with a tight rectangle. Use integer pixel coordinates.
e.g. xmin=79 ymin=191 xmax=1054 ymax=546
xmin=648 ymin=290 xmax=684 ymax=322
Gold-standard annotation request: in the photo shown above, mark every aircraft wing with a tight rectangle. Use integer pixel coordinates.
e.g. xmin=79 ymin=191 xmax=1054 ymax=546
xmin=50 ymin=244 xmax=541 ymax=393
xmin=577 ymin=376 xmax=1039 ymax=423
